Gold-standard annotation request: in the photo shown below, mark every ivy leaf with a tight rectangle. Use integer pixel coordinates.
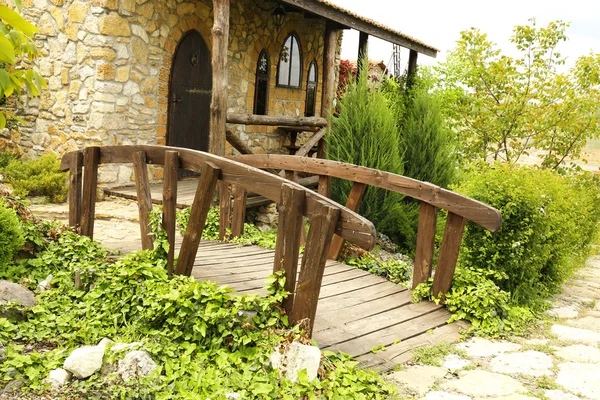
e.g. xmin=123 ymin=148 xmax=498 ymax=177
xmin=0 ymin=34 xmax=15 ymax=64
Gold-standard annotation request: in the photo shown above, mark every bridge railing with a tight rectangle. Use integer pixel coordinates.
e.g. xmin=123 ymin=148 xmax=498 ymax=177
xmin=229 ymin=155 xmax=502 ymax=298
xmin=60 ymin=145 xmax=376 ymax=336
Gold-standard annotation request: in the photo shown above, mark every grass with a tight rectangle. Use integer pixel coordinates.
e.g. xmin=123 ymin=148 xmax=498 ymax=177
xmin=410 ymin=342 xmax=468 ymax=367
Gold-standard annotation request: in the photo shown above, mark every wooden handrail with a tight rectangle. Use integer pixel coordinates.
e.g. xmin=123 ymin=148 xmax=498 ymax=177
xmin=226 ymin=113 xmax=328 ymax=128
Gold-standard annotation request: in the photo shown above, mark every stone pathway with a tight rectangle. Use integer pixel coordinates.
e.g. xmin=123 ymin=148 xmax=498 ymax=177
xmin=388 ymin=253 xmax=600 ymax=400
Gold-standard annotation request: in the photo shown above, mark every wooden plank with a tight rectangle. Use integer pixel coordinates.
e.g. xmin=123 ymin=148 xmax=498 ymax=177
xmin=319 ymin=274 xmax=386 ymax=299
xmin=291 ymin=201 xmax=340 ymax=335
xmin=412 ymin=202 xmax=438 ymax=289
xmin=209 ymin=0 xmax=229 ymax=156
xmin=432 ymin=212 xmax=466 ymax=298
xmin=316 ymin=282 xmax=406 ymax=313
xmin=227 ymin=113 xmax=327 ymax=128
xmin=328 ymin=182 xmax=367 ymax=260
xmin=295 ymin=128 xmax=326 ymax=157
xmin=68 ymin=151 xmax=83 ymax=228
xmin=230 ymin=185 xmax=247 ymax=238
xmin=132 ymin=151 xmax=155 ymax=250
xmin=80 ymin=147 xmax=99 ymax=239
xmin=176 ymin=162 xmax=221 ymax=276
xmin=229 ymin=154 xmax=502 ymax=232
xmin=163 ymin=150 xmax=179 ymax=276
xmin=273 ymin=184 xmax=305 ymax=316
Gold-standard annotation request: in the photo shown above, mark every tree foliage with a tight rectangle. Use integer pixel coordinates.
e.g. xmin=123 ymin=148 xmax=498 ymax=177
xmin=438 ymin=19 xmax=600 ymax=169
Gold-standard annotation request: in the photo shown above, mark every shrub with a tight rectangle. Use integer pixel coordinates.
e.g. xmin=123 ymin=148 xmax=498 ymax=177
xmin=2 ymin=154 xmax=68 ymax=203
xmin=455 ymin=163 xmax=600 ymax=307
xmin=0 ymin=201 xmax=24 ymax=268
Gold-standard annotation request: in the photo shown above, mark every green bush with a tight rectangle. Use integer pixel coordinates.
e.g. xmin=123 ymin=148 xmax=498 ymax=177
xmin=456 ymin=163 xmax=600 ymax=307
xmin=0 ymin=201 xmax=24 ymax=268
xmin=2 ymin=154 xmax=68 ymax=203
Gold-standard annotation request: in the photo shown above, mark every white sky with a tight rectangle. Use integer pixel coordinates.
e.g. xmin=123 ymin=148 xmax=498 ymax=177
xmin=330 ymin=0 xmax=600 ymax=72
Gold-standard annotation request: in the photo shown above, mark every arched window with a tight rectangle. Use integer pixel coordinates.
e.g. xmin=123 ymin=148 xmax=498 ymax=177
xmin=253 ymin=49 xmax=269 ymax=115
xmin=305 ymin=60 xmax=318 ymax=116
xmin=277 ymin=33 xmax=302 ymax=88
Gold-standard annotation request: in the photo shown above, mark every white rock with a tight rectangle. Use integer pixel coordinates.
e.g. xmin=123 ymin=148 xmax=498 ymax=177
xmin=419 ymin=391 xmax=471 ymax=400
xmin=490 ymin=350 xmax=554 ymax=377
xmin=441 ymin=370 xmax=527 ymax=397
xmin=545 ymin=389 xmax=582 ymax=400
xmin=455 ymin=337 xmax=521 ymax=358
xmin=117 ymin=350 xmax=157 ymax=382
xmin=64 ymin=345 xmax=105 ymax=379
xmin=37 ymin=274 xmax=54 ymax=292
xmin=97 ymin=338 xmax=114 ymax=349
xmin=225 ymin=393 xmax=241 ymax=400
xmin=551 ymin=324 xmax=600 ymax=345
xmin=568 ymin=316 xmax=600 ymax=334
xmin=270 ymin=342 xmax=321 ymax=383
xmin=441 ymin=354 xmax=471 ymax=370
xmin=556 ymin=362 xmax=600 ymax=399
xmin=390 ymin=365 xmax=447 ymax=396
xmin=554 ymin=344 xmax=600 ymax=363
xmin=492 ymin=395 xmax=539 ymax=400
xmin=548 ymin=305 xmax=579 ymax=319
xmin=47 ymin=368 xmax=71 ymax=388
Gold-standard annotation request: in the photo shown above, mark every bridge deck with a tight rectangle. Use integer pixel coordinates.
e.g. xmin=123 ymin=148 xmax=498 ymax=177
xmin=115 ymin=238 xmax=465 ymax=371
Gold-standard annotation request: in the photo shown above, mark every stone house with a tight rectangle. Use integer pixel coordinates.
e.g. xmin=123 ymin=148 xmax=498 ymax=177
xmin=13 ymin=0 xmax=437 ymax=185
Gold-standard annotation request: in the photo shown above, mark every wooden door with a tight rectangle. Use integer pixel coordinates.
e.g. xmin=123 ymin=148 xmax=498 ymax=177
xmin=167 ymin=30 xmax=212 ymax=153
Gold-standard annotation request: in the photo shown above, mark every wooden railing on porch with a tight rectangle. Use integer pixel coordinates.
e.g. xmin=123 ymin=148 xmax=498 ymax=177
xmin=229 ymin=155 xmax=503 ymax=298
xmin=59 ymin=145 xmax=376 ymax=336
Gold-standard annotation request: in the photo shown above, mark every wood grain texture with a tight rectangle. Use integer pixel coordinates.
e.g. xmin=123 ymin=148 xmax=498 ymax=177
xmin=229 ymin=154 xmax=502 ymax=231
xmin=231 ymin=185 xmax=247 ymax=238
xmin=432 ymin=212 xmax=466 ymax=298
xmin=412 ymin=202 xmax=438 ymax=289
xmin=273 ymin=183 xmax=305 ymax=316
xmin=226 ymin=129 xmax=253 ymax=155
xmin=291 ymin=201 xmax=340 ymax=335
xmin=219 ymin=181 xmax=232 ymax=240
xmin=163 ymin=150 xmax=179 ymax=276
xmin=209 ymin=0 xmax=229 ymax=156
xmin=295 ymin=129 xmax=326 ymax=157
xmin=227 ymin=113 xmax=327 ymax=128
xmin=80 ymin=147 xmax=99 ymax=239
xmin=177 ymin=162 xmax=221 ymax=276
xmin=68 ymin=151 xmax=83 ymax=228
xmin=328 ymin=181 xmax=367 ymax=260
xmin=132 ymin=151 xmax=154 ymax=250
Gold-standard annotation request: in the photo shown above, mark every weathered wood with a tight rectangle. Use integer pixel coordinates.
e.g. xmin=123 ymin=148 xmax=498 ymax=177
xmin=291 ymin=201 xmax=340 ymax=335
xmin=60 ymin=146 xmax=378 ymax=250
xmin=80 ymin=147 xmax=99 ymax=239
xmin=68 ymin=151 xmax=83 ymax=228
xmin=231 ymin=185 xmax=247 ymax=238
xmin=357 ymin=31 xmax=369 ymax=74
xmin=226 ymin=129 xmax=253 ymax=155
xmin=412 ymin=202 xmax=437 ymax=289
xmin=328 ymin=182 xmax=367 ymax=260
xmin=277 ymin=0 xmax=438 ymax=57
xmin=295 ymin=128 xmax=326 ymax=157
xmin=320 ymin=23 xmax=337 ymax=163
xmin=74 ymin=270 xmax=82 ymax=290
xmin=219 ymin=181 xmax=232 ymax=240
xmin=407 ymin=49 xmax=418 ymax=79
xmin=227 ymin=113 xmax=328 ymax=128
xmin=432 ymin=212 xmax=466 ymax=298
xmin=163 ymin=150 xmax=179 ymax=276
xmin=318 ymin=175 xmax=331 ymax=198
xmin=132 ymin=151 xmax=155 ymax=250
xmin=273 ymin=184 xmax=305 ymax=316
xmin=229 ymin=154 xmax=502 ymax=232
xmin=209 ymin=0 xmax=229 ymax=156
xmin=176 ymin=162 xmax=221 ymax=276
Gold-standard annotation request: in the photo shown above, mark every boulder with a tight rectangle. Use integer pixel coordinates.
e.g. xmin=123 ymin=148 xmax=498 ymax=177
xmin=270 ymin=342 xmax=321 ymax=383
xmin=117 ymin=350 xmax=157 ymax=381
xmin=47 ymin=368 xmax=72 ymax=388
xmin=0 ymin=280 xmax=37 ymax=319
xmin=64 ymin=345 xmax=105 ymax=378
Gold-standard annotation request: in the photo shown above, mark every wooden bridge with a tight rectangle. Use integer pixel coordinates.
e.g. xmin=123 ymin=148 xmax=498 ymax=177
xmin=60 ymin=145 xmax=501 ymax=370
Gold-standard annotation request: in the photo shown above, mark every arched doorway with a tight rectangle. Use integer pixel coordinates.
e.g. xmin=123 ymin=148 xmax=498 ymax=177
xmin=167 ymin=30 xmax=212 ymax=153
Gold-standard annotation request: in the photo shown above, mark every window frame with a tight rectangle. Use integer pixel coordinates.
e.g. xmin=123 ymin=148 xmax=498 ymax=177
xmin=305 ymin=60 xmax=318 ymax=116
xmin=253 ymin=49 xmax=270 ymax=115
xmin=276 ymin=33 xmax=303 ymax=89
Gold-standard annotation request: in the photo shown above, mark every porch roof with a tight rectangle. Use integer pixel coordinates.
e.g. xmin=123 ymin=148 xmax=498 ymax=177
xmin=278 ymin=0 xmax=439 ymax=57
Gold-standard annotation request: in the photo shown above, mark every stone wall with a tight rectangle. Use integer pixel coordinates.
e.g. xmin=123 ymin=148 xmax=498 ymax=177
xmin=8 ymin=0 xmax=337 ymax=186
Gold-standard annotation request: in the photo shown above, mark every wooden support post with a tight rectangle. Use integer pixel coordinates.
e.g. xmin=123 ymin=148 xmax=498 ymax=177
xmin=80 ymin=147 xmax=99 ymax=239
xmin=291 ymin=201 xmax=340 ymax=336
xmin=219 ymin=181 xmax=232 ymax=240
xmin=412 ymin=202 xmax=438 ymax=289
xmin=407 ymin=49 xmax=418 ymax=85
xmin=176 ymin=162 xmax=221 ymax=276
xmin=357 ymin=31 xmax=369 ymax=74
xmin=432 ymin=212 xmax=466 ymax=298
xmin=68 ymin=151 xmax=83 ymax=229
xmin=295 ymin=128 xmax=326 ymax=157
xmin=231 ymin=185 xmax=246 ymax=238
xmin=209 ymin=0 xmax=230 ymax=156
xmin=163 ymin=150 xmax=179 ymax=276
xmin=132 ymin=151 xmax=155 ymax=250
xmin=328 ymin=182 xmax=367 ymax=260
xmin=273 ymin=183 xmax=305 ymax=316
xmin=318 ymin=23 xmax=339 ymax=160
xmin=318 ymin=175 xmax=331 ymax=198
